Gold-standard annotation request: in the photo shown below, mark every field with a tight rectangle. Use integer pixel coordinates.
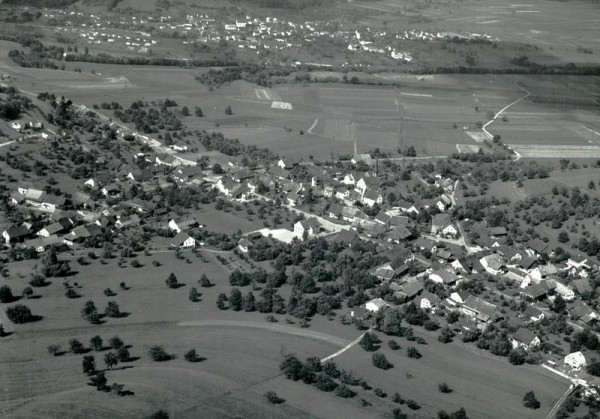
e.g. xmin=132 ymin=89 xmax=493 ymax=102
xmin=0 ymin=248 xmax=570 ymax=418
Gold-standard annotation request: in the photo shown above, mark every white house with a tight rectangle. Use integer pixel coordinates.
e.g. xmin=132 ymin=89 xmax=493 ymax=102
xmin=238 ymin=238 xmax=252 ymax=253
xmin=365 ymin=297 xmax=388 ymax=313
xmin=341 ymin=173 xmax=356 ymax=186
xmin=416 ymin=292 xmax=440 ymax=311
xmin=564 ymin=351 xmax=589 ymax=370
xmin=553 ymin=279 xmax=576 ymax=301
xmin=10 ymin=121 xmax=22 ymax=131
xmin=170 ymin=232 xmax=195 ymax=248
xmin=362 ymin=189 xmax=383 ymax=207
xmin=294 ymin=218 xmax=321 ymax=239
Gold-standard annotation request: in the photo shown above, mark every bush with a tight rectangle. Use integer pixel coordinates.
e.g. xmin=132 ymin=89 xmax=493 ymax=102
xmin=438 ymin=327 xmax=455 ymax=344
xmin=388 ymin=340 xmax=401 ymax=350
xmin=0 ymin=285 xmax=14 ymax=303
xmin=374 ymin=388 xmax=387 ymax=398
xmin=6 ymin=304 xmax=35 ymax=323
xmin=109 ymin=336 xmax=124 ymax=350
xmin=151 ymin=410 xmax=169 ymax=419
xmin=104 ymin=301 xmax=121 ymax=318
xmin=406 ymin=400 xmax=421 ymax=410
xmin=523 ymin=390 xmax=540 ymax=409
xmin=372 ymin=352 xmax=393 ymax=370
xmin=407 ymin=347 xmax=422 ymax=359
xmin=424 ymin=320 xmax=440 ymax=331
xmin=439 ymin=382 xmax=452 ymax=393
xmin=264 ymin=390 xmax=285 ymax=404
xmin=47 ymin=344 xmax=62 ymax=356
xmin=29 ymin=274 xmax=49 ymax=287
xmin=189 ymin=287 xmax=200 ymax=302
xmin=184 ymin=349 xmax=202 ymax=362
xmin=90 ymin=335 xmax=103 ymax=351
xmin=148 ymin=345 xmax=172 ymax=361
xmin=360 ymin=332 xmax=381 ymax=351
xmin=335 ymin=384 xmax=356 ymax=398
xmin=69 ymin=339 xmax=86 ymax=354
xmin=165 ymin=273 xmax=178 ymax=288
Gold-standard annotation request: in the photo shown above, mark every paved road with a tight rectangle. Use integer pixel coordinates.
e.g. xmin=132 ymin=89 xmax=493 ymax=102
xmin=546 ymin=384 xmax=576 ymax=419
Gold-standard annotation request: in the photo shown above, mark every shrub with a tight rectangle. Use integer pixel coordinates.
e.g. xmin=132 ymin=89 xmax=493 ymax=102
xmin=523 ymin=391 xmax=540 ymax=409
xmin=6 ymin=304 xmax=35 ymax=323
xmin=29 ymin=274 xmax=49 ymax=287
xmin=90 ymin=335 xmax=103 ymax=351
xmin=151 ymin=410 xmax=169 ymax=419
xmin=439 ymin=382 xmax=452 ymax=393
xmin=69 ymin=339 xmax=86 ymax=354
xmin=314 ymin=373 xmax=338 ymax=392
xmin=360 ymin=332 xmax=381 ymax=351
xmin=184 ymin=349 xmax=202 ymax=362
xmin=372 ymin=352 xmax=393 ymax=370
xmin=424 ymin=320 xmax=440 ymax=331
xmin=165 ymin=273 xmax=178 ymax=288
xmin=47 ymin=344 xmax=62 ymax=356
xmin=108 ymin=336 xmax=124 ymax=350
xmin=374 ymin=388 xmax=387 ymax=398
xmin=406 ymin=400 xmax=421 ymax=410
xmin=0 ymin=285 xmax=14 ymax=303
xmin=264 ymin=391 xmax=285 ymax=404
xmin=335 ymin=384 xmax=356 ymax=398
xmin=407 ymin=347 xmax=422 ymax=359
xmin=148 ymin=345 xmax=172 ymax=361
xmin=388 ymin=340 xmax=401 ymax=350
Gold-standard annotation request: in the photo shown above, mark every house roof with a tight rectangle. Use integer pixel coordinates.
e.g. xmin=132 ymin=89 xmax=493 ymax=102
xmin=432 ymin=213 xmax=452 ymax=228
xmin=512 ymin=328 xmax=538 ymax=345
xmin=518 ymin=256 xmax=538 ymax=270
xmin=528 ymin=238 xmax=548 ymax=254
xmin=398 ymin=280 xmax=423 ymax=298
xmin=462 ymin=295 xmax=498 ymax=322
xmin=298 ymin=218 xmax=320 ymax=230
xmin=363 ymin=188 xmax=381 ymax=201
xmin=572 ymin=278 xmax=593 ymax=294
xmin=171 ymin=231 xmax=193 ymax=247
xmin=432 ymin=268 xmax=459 ymax=284
xmin=521 ymin=284 xmax=549 ymax=299
xmin=41 ymin=222 xmax=64 ymax=235
xmin=238 ymin=238 xmax=252 ymax=247
xmin=417 ymin=291 xmax=440 ymax=306
xmin=331 ymin=229 xmax=359 ymax=244
xmin=4 ymin=225 xmax=30 ymax=238
xmin=366 ymin=298 xmax=388 ymax=309
xmin=488 ymin=226 xmax=507 ymax=236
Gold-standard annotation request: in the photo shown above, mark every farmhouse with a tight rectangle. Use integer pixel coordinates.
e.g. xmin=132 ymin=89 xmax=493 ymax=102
xmin=170 ymin=232 xmax=196 ymax=248
xmin=294 ymin=218 xmax=321 ymax=239
xmin=365 ymin=298 xmax=388 ymax=313
xmin=238 ymin=238 xmax=252 ymax=253
xmin=523 ymin=306 xmax=545 ymax=323
xmin=415 ymin=291 xmax=440 ymax=311
xmin=460 ymin=295 xmax=500 ymax=327
xmin=168 ymin=218 xmax=198 ymax=233
xmin=564 ymin=351 xmax=597 ymax=370
xmin=37 ymin=222 xmax=65 ymax=237
xmin=510 ymin=328 xmax=540 ymax=351
xmin=2 ymin=224 xmax=31 ymax=244
xmin=431 ymin=214 xmax=458 ymax=237
xmin=429 ymin=268 xmax=459 ymax=286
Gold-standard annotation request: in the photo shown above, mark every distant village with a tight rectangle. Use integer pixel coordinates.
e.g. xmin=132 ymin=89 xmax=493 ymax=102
xmin=40 ymin=7 xmax=497 ymax=65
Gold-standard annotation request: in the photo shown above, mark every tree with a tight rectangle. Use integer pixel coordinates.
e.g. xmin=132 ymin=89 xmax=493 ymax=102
xmin=165 ymin=272 xmax=178 ymax=288
xmin=438 ymin=327 xmax=455 ymax=344
xmin=151 ymin=410 xmax=169 ymax=419
xmin=189 ymin=287 xmax=200 ymax=302
xmin=81 ymin=300 xmax=100 ymax=324
xmin=47 ymin=344 xmax=62 ymax=356
xmin=82 ymin=355 xmax=96 ymax=375
xmin=184 ymin=349 xmax=202 ymax=362
xmin=280 ymin=354 xmax=304 ymax=381
xmin=69 ymin=339 xmax=86 ymax=354
xmin=22 ymin=287 xmax=33 ymax=299
xmin=314 ymin=373 xmax=338 ymax=392
xmin=148 ymin=345 xmax=171 ymax=361
xmin=335 ymin=384 xmax=356 ymax=398
xmin=90 ymin=335 xmax=103 ymax=351
xmin=199 ymin=274 xmax=211 ymax=287
xmin=212 ymin=163 xmax=224 ymax=174
xmin=225 ymin=105 xmax=232 ymax=115
xmin=181 ymin=106 xmax=189 ymax=116
xmin=558 ymin=231 xmax=570 ymax=243
xmin=360 ymin=332 xmax=381 ymax=352
xmin=552 ymin=294 xmax=567 ymax=313
xmin=439 ymin=382 xmax=452 ymax=393
xmin=216 ymin=293 xmax=228 ymax=310
xmin=0 ymin=285 xmax=14 ymax=303
xmin=108 ymin=336 xmax=124 ymax=350
xmin=194 ymin=107 xmax=203 ymax=117
xmin=407 ymin=347 xmax=422 ymax=359
xmin=6 ymin=304 xmax=35 ymax=323
xmin=104 ymin=352 xmax=118 ymax=370
xmin=104 ymin=301 xmax=121 ymax=318
xmin=89 ymin=371 xmax=107 ymax=391
xmin=509 ymin=349 xmax=526 ymax=365
xmin=404 ymin=146 xmax=416 ymax=157
xmin=372 ymin=352 xmax=393 ymax=370
xmin=264 ymin=391 xmax=285 ymax=404
xmin=523 ymin=390 xmax=540 ymax=409
xmin=111 ymin=382 xmax=125 ymax=396
xmin=116 ymin=346 xmax=130 ymax=362
xmin=243 ymin=291 xmax=256 ymax=312
xmin=229 ymin=288 xmax=242 ymax=311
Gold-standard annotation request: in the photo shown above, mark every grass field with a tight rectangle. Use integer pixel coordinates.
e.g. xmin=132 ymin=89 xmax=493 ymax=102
xmin=0 ymin=247 xmax=570 ymax=418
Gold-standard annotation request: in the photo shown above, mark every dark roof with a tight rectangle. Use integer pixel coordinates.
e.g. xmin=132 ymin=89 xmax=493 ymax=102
xmin=528 ymin=238 xmax=548 ymax=254
xmin=462 ymin=295 xmax=499 ymax=322
xmin=521 ymin=284 xmax=549 ymax=299
xmin=512 ymin=328 xmax=538 ymax=345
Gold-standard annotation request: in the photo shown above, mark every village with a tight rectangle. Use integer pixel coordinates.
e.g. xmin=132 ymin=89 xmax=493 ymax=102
xmin=33 ymin=6 xmax=496 ymax=65
xmin=2 ymin=90 xmax=600 ymax=405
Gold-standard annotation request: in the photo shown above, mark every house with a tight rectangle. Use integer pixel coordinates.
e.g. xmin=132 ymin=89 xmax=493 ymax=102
xmin=2 ymin=224 xmax=31 ymax=244
xmin=572 ymin=278 xmax=593 ymax=296
xmin=505 ymin=267 xmax=528 ymax=284
xmin=155 ymin=154 xmax=180 ymax=167
xmin=330 ymin=229 xmax=359 ymax=247
xmin=115 ymin=214 xmax=141 ymax=229
xmin=238 ymin=238 xmax=252 ymax=253
xmin=395 ymin=280 xmax=423 ymax=300
xmin=355 ymin=176 xmax=378 ymax=195
xmin=294 ymin=218 xmax=321 ymax=239
xmin=553 ymin=279 xmax=576 ymax=301
xmin=451 ymin=258 xmax=471 ymax=274
xmin=564 ymin=351 xmax=597 ymax=370
xmin=66 ymin=224 xmax=103 ymax=242
xmin=268 ymin=166 xmax=289 ymax=180
xmin=510 ymin=328 xmax=540 ymax=350
xmin=362 ymin=189 xmax=383 ymax=207
xmin=23 ymin=235 xmax=63 ymax=252
xmin=170 ymin=232 xmax=196 ymax=248
xmin=10 ymin=121 xmax=22 ymax=131
xmin=568 ymin=301 xmax=599 ymax=324
xmin=460 ymin=295 xmax=500 ymax=327
xmin=523 ymin=306 xmax=545 ymax=323
xmin=101 ymin=183 xmax=121 ymax=197
xmin=431 ymin=214 xmax=458 ymax=237
xmin=287 ymin=191 xmax=301 ymax=207
xmin=373 ymin=266 xmax=395 ymax=281
xmin=37 ymin=222 xmax=65 ymax=237
xmin=327 ymin=202 xmax=343 ymax=219
xmin=479 ymin=254 xmax=505 ymax=275
xmin=395 ymin=200 xmax=419 ymax=214
xmin=385 ymin=226 xmax=413 ymax=243
xmin=429 ymin=268 xmax=459 ymax=286
xmin=521 ymin=283 xmax=550 ymax=301
xmin=365 ymin=298 xmax=389 ymax=313
xmin=215 ymin=176 xmax=239 ymax=197
xmin=488 ymin=226 xmax=507 ymax=237
xmin=518 ymin=256 xmax=538 ymax=270
xmin=416 ymin=291 xmax=440 ymax=311
xmin=168 ymin=218 xmax=198 ymax=233
xmin=341 ymin=173 xmax=357 ymax=186
xmin=527 ymin=238 xmax=548 ymax=256
xmin=449 ymin=291 xmax=471 ymax=305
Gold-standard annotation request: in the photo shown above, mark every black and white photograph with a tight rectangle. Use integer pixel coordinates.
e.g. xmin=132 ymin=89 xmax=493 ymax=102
xmin=0 ymin=0 xmax=599 ymax=417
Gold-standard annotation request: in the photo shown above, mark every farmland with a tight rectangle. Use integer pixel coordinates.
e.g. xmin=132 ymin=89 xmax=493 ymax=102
xmin=0 ymin=250 xmax=570 ymax=419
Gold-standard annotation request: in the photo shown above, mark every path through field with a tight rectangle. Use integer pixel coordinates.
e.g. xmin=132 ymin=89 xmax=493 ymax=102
xmin=320 ymin=330 xmax=369 ymax=363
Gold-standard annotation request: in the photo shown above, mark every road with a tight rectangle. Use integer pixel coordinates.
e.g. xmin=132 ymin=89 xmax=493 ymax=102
xmin=321 ymin=329 xmax=369 ymax=363
xmin=546 ymin=384 xmax=576 ymax=419
xmin=481 ymin=86 xmax=530 ymax=162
